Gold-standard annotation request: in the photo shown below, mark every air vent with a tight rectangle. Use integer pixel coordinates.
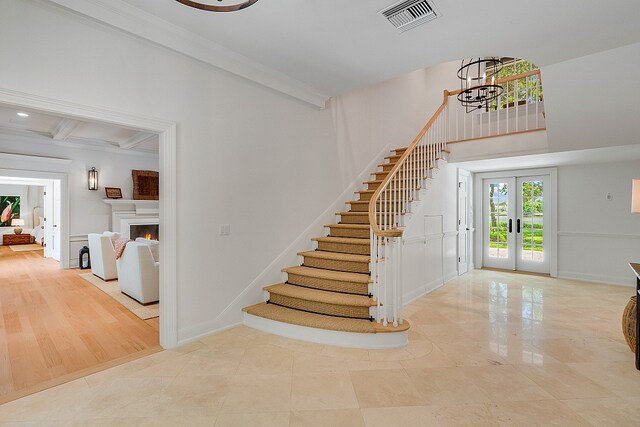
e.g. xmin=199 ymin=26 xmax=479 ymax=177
xmin=380 ymin=0 xmax=438 ymax=33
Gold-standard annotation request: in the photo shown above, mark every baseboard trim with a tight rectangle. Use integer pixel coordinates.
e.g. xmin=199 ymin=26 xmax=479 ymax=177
xmin=403 ymin=270 xmax=458 ymax=305
xmin=558 ymin=271 xmax=634 ymax=287
xmin=177 ymin=322 xmax=243 ymax=347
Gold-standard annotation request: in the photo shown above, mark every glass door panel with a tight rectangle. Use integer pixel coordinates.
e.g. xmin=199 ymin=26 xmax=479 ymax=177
xmin=483 ymin=178 xmax=516 ymax=270
xmin=517 ymin=176 xmax=549 ymax=273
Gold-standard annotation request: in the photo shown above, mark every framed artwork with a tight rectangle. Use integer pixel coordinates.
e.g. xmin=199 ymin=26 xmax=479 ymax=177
xmin=132 ymin=170 xmax=159 ymax=200
xmin=105 ymin=187 xmax=123 ymax=199
xmin=0 ymin=196 xmax=20 ymax=227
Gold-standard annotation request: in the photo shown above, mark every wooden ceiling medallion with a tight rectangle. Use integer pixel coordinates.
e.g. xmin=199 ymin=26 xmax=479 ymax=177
xmin=175 ymin=0 xmax=259 ymax=12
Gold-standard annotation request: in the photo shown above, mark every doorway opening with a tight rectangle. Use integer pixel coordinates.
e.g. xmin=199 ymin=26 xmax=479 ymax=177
xmin=0 ymin=95 xmax=174 ymax=403
xmin=0 ymin=175 xmax=61 ymax=263
xmin=475 ymin=168 xmax=557 ymax=276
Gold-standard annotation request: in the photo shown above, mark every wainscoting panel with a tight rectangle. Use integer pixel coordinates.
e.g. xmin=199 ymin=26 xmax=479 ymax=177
xmin=68 ymin=234 xmax=88 ymax=269
xmin=558 ymin=231 xmax=640 ymax=286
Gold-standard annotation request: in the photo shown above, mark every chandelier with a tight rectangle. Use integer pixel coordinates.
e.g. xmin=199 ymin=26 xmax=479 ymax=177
xmin=175 ymin=0 xmax=259 ymax=12
xmin=457 ymin=57 xmax=504 ymax=113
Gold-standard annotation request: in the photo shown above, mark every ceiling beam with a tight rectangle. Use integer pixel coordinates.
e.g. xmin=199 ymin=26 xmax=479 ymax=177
xmin=51 ymin=118 xmax=80 ymax=141
xmin=119 ymin=132 xmax=156 ymax=150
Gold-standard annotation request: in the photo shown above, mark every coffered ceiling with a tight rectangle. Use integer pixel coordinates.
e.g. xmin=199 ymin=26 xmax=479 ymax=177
xmin=0 ymin=105 xmax=159 ymax=153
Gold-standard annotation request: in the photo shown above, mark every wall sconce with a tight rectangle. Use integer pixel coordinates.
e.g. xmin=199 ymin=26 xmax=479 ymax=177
xmin=632 ymin=180 xmax=640 ymax=213
xmin=88 ymin=167 xmax=98 ymax=191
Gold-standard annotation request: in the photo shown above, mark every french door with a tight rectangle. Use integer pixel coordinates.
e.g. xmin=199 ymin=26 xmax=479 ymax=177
xmin=483 ymin=175 xmax=550 ymax=274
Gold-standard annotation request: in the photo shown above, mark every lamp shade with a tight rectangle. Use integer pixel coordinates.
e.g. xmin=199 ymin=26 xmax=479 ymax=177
xmin=11 ymin=218 xmax=24 ymax=226
xmin=632 ymin=180 xmax=640 ymax=213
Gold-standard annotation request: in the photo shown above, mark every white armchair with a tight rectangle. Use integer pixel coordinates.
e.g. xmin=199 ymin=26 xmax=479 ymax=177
xmin=87 ymin=232 xmax=119 ymax=281
xmin=116 ymin=241 xmax=159 ymax=305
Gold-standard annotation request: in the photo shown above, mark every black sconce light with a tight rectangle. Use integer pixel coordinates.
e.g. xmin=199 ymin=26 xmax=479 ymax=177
xmin=88 ymin=167 xmax=98 ymax=190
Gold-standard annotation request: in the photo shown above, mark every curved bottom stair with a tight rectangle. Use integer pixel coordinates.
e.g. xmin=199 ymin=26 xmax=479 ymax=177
xmin=241 ymin=145 xmax=445 ymax=348
xmin=243 ymin=303 xmax=409 ymax=349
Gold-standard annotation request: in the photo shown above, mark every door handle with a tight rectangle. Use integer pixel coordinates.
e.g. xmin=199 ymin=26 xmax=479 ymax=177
xmin=508 ymin=219 xmax=512 ymax=233
xmin=517 ymin=219 xmax=521 ymax=233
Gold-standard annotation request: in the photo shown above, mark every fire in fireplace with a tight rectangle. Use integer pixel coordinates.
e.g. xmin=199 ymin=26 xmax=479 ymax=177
xmin=130 ymin=224 xmax=159 ymax=241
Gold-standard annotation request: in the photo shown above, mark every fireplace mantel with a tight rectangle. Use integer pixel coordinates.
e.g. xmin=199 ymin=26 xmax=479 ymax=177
xmin=102 ymin=199 xmax=159 ymax=215
xmin=103 ymin=199 xmax=159 ymax=235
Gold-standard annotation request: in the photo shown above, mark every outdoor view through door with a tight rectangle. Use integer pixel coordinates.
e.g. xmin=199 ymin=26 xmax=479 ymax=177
xmin=483 ymin=175 xmax=549 ymax=274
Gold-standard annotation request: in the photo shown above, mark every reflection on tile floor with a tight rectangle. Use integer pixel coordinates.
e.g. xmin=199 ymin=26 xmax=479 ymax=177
xmin=1 ymin=270 xmax=638 ymax=426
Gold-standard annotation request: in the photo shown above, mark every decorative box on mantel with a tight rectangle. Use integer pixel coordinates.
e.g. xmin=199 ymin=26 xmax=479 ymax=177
xmin=102 ymin=199 xmax=159 ymax=239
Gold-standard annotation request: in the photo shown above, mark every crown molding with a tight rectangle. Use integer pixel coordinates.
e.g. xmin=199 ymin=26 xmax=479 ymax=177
xmin=44 ymin=0 xmax=329 ymax=109
xmin=0 ymin=152 xmax=72 ymax=165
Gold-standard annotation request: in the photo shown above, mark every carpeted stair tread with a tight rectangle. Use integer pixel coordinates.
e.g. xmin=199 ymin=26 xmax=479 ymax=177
xmin=324 ymin=224 xmax=370 ymax=229
xmin=298 ymin=250 xmax=370 ymax=263
xmin=243 ymin=302 xmax=377 ymax=333
xmin=240 ymin=142 xmax=452 ymax=337
xmin=282 ymin=266 xmax=371 ymax=283
xmin=264 ymin=284 xmax=376 ymax=307
xmin=349 ymin=200 xmax=411 ymax=205
xmin=336 ymin=211 xmax=369 ymax=216
xmin=312 ymin=236 xmax=369 ymax=246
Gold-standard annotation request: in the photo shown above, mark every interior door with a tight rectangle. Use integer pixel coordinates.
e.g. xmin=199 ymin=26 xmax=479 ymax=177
xmin=516 ymin=176 xmax=549 ymax=274
xmin=458 ymin=174 xmax=469 ymax=275
xmin=52 ymin=180 xmax=61 ymax=262
xmin=483 ymin=177 xmax=516 ymax=270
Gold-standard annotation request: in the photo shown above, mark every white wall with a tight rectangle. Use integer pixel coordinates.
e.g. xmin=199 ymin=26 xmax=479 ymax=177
xmin=542 ymin=42 xmax=640 ymax=153
xmin=558 ymin=159 xmax=640 ymax=286
xmin=0 ymin=1 xmax=465 ymax=343
xmin=401 ymin=162 xmax=466 ymax=302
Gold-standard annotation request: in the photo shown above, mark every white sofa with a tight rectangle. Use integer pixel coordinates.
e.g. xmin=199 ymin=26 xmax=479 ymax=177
xmin=87 ymin=232 xmax=119 ymax=281
xmin=116 ymin=240 xmax=159 ymax=305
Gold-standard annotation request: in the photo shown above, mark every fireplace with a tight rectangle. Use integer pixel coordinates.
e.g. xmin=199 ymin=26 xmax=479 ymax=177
xmin=130 ymin=223 xmax=159 ymax=241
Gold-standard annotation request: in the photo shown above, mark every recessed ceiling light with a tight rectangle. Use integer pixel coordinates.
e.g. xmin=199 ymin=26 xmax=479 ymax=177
xmin=17 ymin=112 xmax=29 ymax=117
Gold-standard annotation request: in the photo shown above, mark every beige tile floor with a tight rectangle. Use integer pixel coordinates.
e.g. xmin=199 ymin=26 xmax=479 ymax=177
xmin=1 ymin=269 xmax=639 ymax=426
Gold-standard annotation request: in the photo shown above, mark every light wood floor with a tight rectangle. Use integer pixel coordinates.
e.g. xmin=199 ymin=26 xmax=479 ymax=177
xmin=0 ymin=245 xmax=160 ymax=403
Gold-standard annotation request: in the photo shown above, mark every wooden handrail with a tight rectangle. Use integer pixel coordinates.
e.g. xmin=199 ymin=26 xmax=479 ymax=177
xmin=368 ymin=69 xmax=542 ymax=238
xmin=448 ymin=69 xmax=541 ymax=96
xmin=367 ymin=90 xmax=449 ymax=237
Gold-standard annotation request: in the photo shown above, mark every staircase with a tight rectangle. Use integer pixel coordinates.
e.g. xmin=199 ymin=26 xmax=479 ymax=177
xmin=243 ymin=142 xmax=449 ymax=348
xmin=243 ymin=69 xmax=543 ymax=348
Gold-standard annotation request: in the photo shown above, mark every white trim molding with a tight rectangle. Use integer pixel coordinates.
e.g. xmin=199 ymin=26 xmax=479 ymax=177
xmin=44 ymin=0 xmax=328 ymax=108
xmin=558 ymin=271 xmax=634 ymax=287
xmin=474 ymin=167 xmax=558 ymax=277
xmin=0 ymin=166 xmax=69 ymax=269
xmin=558 ymin=231 xmax=640 ymax=240
xmin=0 ymin=87 xmax=179 ymax=349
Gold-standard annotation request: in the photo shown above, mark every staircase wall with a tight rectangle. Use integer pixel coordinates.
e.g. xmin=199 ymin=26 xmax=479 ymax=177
xmin=400 ymin=162 xmax=468 ymax=302
xmin=0 ymin=1 xmax=465 ymax=345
